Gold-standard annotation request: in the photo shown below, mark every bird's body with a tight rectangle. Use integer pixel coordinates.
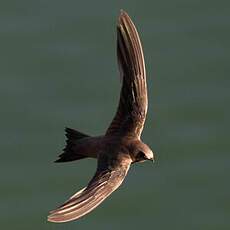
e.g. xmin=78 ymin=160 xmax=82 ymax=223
xmin=56 ymin=129 xmax=152 ymax=164
xmin=48 ymin=10 xmax=155 ymax=223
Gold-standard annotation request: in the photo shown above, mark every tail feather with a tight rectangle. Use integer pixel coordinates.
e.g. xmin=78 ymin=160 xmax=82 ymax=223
xmin=55 ymin=127 xmax=90 ymax=163
xmin=65 ymin=127 xmax=89 ymax=140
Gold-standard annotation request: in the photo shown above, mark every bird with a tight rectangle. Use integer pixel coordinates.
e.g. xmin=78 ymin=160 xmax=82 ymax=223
xmin=48 ymin=10 xmax=155 ymax=223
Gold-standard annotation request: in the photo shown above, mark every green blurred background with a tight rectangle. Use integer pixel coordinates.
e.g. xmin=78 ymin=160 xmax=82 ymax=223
xmin=1 ymin=0 xmax=229 ymax=229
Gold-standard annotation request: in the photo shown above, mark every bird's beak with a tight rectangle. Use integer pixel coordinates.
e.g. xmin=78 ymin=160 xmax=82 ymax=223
xmin=147 ymin=157 xmax=154 ymax=163
xmin=150 ymin=158 xmax=154 ymax=163
xmin=149 ymin=151 xmax=155 ymax=163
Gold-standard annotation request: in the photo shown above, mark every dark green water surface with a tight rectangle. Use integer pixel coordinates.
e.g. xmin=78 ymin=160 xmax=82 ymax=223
xmin=0 ymin=0 xmax=229 ymax=229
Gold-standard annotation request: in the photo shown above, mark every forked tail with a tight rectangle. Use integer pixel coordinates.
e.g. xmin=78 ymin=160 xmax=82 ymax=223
xmin=55 ymin=127 xmax=90 ymax=163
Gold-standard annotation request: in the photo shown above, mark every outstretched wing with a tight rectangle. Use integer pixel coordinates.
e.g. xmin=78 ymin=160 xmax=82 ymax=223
xmin=106 ymin=11 xmax=148 ymax=138
xmin=48 ymin=154 xmax=131 ymax=223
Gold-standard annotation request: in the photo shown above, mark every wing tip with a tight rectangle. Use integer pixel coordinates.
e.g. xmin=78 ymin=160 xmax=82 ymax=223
xmin=47 ymin=208 xmax=88 ymax=223
xmin=118 ymin=9 xmax=131 ymax=26
xmin=47 ymin=214 xmax=70 ymax=223
xmin=48 ymin=210 xmax=79 ymax=223
xmin=47 ymin=213 xmax=59 ymax=223
xmin=119 ymin=9 xmax=127 ymax=17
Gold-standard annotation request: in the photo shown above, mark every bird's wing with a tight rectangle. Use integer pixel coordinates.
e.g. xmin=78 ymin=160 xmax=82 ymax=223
xmin=48 ymin=154 xmax=131 ymax=223
xmin=106 ymin=11 xmax=148 ymax=139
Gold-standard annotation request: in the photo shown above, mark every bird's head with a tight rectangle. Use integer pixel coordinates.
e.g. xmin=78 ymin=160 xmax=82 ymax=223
xmin=131 ymin=142 xmax=154 ymax=163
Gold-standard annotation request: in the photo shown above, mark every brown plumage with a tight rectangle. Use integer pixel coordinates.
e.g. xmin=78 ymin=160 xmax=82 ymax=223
xmin=48 ymin=10 xmax=154 ymax=223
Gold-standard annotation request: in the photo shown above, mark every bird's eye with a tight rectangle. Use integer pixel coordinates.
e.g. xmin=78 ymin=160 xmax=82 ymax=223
xmin=137 ymin=151 xmax=146 ymax=160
